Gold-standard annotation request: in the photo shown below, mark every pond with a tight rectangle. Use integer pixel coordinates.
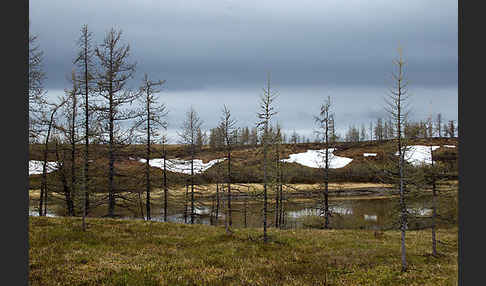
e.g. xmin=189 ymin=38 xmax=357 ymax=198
xmin=29 ymin=190 xmax=457 ymax=231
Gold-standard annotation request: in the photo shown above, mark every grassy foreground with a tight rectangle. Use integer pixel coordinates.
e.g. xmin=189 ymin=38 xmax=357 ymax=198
xmin=29 ymin=217 xmax=458 ymax=286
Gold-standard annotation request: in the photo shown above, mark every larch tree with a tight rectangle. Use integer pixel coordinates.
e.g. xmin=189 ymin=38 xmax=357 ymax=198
xmin=369 ymin=121 xmax=373 ymax=142
xmin=314 ymin=96 xmax=333 ymax=229
xmin=38 ymin=97 xmax=68 ymax=216
xmin=257 ymin=72 xmax=278 ymax=243
xmin=273 ymin=123 xmax=284 ymax=228
xmin=435 ymin=113 xmax=442 ymax=137
xmin=133 ymin=73 xmax=167 ymax=221
xmin=384 ymin=49 xmax=412 ymax=272
xmin=360 ymin=123 xmax=367 ymax=142
xmin=177 ymin=107 xmax=203 ymax=224
xmin=73 ymin=24 xmax=97 ymax=230
xmin=95 ymin=27 xmax=138 ymax=217
xmin=219 ymin=105 xmax=237 ymax=233
xmin=429 ymin=145 xmax=439 ymax=256
xmin=447 ymin=120 xmax=456 ymax=138
xmin=375 ymin=118 xmax=384 ymax=141
xmin=161 ymin=134 xmax=169 ymax=222
xmin=58 ymin=70 xmax=82 ymax=217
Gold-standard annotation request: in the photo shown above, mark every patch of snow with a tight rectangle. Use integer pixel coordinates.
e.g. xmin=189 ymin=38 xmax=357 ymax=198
xmin=363 ymin=153 xmax=377 ymax=157
xmin=29 ymin=160 xmax=58 ymax=176
xmin=281 ymin=149 xmax=353 ymax=169
xmin=330 ymin=206 xmax=353 ymax=215
xmin=395 ymin=145 xmax=440 ymax=166
xmin=407 ymin=208 xmax=432 ymax=216
xmin=287 ymin=208 xmax=319 ymax=218
xmin=28 ymin=209 xmax=57 ymax=217
xmin=364 ymin=214 xmax=378 ymax=221
xmin=139 ymin=158 xmax=226 ymax=174
xmin=443 ymin=145 xmax=456 ymax=148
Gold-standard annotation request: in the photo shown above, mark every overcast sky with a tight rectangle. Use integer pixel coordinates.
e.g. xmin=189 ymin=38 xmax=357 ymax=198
xmin=30 ymin=0 xmax=457 ymax=142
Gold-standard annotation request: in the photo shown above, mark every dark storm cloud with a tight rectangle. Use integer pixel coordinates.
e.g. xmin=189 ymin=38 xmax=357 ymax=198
xmin=30 ymin=0 xmax=457 ymax=138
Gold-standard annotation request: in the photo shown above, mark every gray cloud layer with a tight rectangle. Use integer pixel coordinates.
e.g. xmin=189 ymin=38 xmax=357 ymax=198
xmin=30 ymin=0 xmax=458 ymax=139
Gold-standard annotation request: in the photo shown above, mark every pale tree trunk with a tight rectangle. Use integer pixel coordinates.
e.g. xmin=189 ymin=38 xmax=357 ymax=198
xmin=263 ymin=125 xmax=268 ymax=242
xmin=70 ymin=88 xmax=77 ymax=217
xmin=324 ymin=124 xmax=330 ymax=229
xmin=431 ymin=145 xmax=438 ymax=256
xmin=163 ymin=144 xmax=168 ymax=222
xmin=227 ymin=148 xmax=232 ymax=229
xmin=190 ymin=147 xmax=195 ymax=224
xmin=145 ymin=98 xmax=151 ymax=220
xmin=396 ymin=54 xmax=408 ymax=273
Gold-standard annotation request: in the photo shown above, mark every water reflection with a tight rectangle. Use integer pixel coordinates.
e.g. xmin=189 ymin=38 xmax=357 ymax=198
xmin=29 ymin=194 xmax=456 ymax=231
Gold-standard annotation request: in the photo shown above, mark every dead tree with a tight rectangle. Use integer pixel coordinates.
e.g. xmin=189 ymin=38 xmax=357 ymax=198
xmin=57 ymin=70 xmax=82 ymax=216
xmin=74 ymin=24 xmax=97 ymax=230
xmin=95 ymin=27 xmax=138 ymax=217
xmin=162 ymin=135 xmax=169 ymax=222
xmin=177 ymin=107 xmax=203 ymax=224
xmin=29 ymin=25 xmax=47 ymax=143
xmin=446 ymin=120 xmax=456 ymax=138
xmin=133 ymin=73 xmax=167 ymax=220
xmin=272 ymin=123 xmax=284 ymax=228
xmin=314 ymin=96 xmax=333 ymax=229
xmin=38 ymin=98 xmax=68 ymax=216
xmin=430 ymin=145 xmax=439 ymax=256
xmin=384 ymin=49 xmax=412 ymax=272
xmin=219 ymin=105 xmax=236 ymax=233
xmin=257 ymin=72 xmax=278 ymax=243
xmin=52 ymin=136 xmax=73 ymax=216
xmin=435 ymin=113 xmax=442 ymax=137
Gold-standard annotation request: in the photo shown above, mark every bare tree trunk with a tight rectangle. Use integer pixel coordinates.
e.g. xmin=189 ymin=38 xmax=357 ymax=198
xmin=279 ymin=184 xmax=283 ymax=228
xmin=258 ymin=73 xmax=277 ymax=243
xmin=275 ymin=186 xmax=279 ymax=228
xmin=108 ymin=94 xmax=115 ymax=217
xmin=396 ymin=57 xmax=407 ymax=273
xmin=163 ymin=144 xmax=168 ymax=222
xmin=55 ymin=141 xmax=74 ymax=216
xmin=432 ymin=177 xmax=438 ymax=256
xmin=190 ymin=149 xmax=195 ymax=224
xmin=215 ymin=182 xmax=219 ymax=224
xmin=275 ymin=141 xmax=280 ymax=228
xmin=39 ymin=107 xmax=59 ymax=216
xmin=431 ymin=146 xmax=438 ymax=256
xmin=184 ymin=182 xmax=188 ymax=224
xmin=227 ymin=149 xmax=232 ymax=229
xmin=70 ymin=91 xmax=77 ymax=217
xmin=263 ymin=126 xmax=268 ymax=241
xmin=145 ymin=98 xmax=151 ymax=221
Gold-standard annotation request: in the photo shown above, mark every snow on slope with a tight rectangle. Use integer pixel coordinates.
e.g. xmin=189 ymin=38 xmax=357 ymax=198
xmin=139 ymin=158 xmax=226 ymax=174
xmin=29 ymin=160 xmax=58 ymax=176
xmin=396 ymin=145 xmax=440 ymax=166
xmin=281 ymin=149 xmax=353 ymax=169
xmin=363 ymin=153 xmax=377 ymax=157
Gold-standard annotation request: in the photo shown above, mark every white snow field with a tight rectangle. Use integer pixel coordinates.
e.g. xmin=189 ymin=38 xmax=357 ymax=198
xmin=281 ymin=149 xmax=353 ymax=169
xmin=363 ymin=153 xmax=377 ymax=157
xmin=139 ymin=158 xmax=226 ymax=174
xmin=29 ymin=160 xmax=58 ymax=176
xmin=395 ymin=145 xmax=441 ymax=166
xmin=443 ymin=145 xmax=456 ymax=148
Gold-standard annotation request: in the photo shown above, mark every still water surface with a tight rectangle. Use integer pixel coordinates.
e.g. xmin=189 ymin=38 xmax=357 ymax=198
xmin=30 ymin=192 xmax=457 ymax=230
